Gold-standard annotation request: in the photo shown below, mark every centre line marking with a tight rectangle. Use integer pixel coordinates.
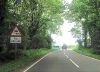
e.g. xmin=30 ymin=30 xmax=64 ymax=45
xmin=64 ymin=52 xmax=69 ymax=58
xmin=65 ymin=55 xmax=69 ymax=58
xmin=69 ymin=59 xmax=80 ymax=68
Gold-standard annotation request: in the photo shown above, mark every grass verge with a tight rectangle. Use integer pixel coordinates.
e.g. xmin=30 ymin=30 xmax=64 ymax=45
xmin=0 ymin=48 xmax=52 ymax=72
xmin=73 ymin=46 xmax=100 ymax=60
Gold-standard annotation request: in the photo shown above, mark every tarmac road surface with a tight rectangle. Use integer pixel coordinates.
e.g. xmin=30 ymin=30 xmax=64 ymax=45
xmin=24 ymin=50 xmax=100 ymax=72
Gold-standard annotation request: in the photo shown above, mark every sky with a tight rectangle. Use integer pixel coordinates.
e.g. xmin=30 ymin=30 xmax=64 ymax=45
xmin=65 ymin=0 xmax=73 ymax=4
xmin=51 ymin=0 xmax=77 ymax=46
xmin=51 ymin=20 xmax=77 ymax=46
xmin=51 ymin=0 xmax=76 ymax=46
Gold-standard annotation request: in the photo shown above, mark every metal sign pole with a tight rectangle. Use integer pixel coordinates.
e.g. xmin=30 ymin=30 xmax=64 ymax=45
xmin=15 ymin=43 xmax=17 ymax=60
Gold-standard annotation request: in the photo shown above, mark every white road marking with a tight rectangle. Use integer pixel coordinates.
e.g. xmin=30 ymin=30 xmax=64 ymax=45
xmin=65 ymin=55 xmax=69 ymax=58
xmin=89 ymin=57 xmax=100 ymax=62
xmin=63 ymin=52 xmax=69 ymax=58
xmin=73 ymin=51 xmax=100 ymax=62
xmin=69 ymin=59 xmax=80 ymax=68
xmin=23 ymin=52 xmax=52 ymax=72
xmin=64 ymin=52 xmax=79 ymax=68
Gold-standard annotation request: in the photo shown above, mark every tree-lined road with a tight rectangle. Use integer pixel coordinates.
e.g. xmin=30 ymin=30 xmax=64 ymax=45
xmin=24 ymin=50 xmax=100 ymax=72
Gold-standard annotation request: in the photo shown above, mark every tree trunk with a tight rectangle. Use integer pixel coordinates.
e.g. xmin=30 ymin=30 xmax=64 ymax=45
xmin=82 ymin=25 xmax=88 ymax=48
xmin=91 ymin=30 xmax=100 ymax=49
xmin=0 ymin=0 xmax=7 ymax=52
xmin=89 ymin=26 xmax=100 ymax=54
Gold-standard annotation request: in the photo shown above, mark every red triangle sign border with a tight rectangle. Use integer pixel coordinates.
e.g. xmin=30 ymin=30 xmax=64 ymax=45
xmin=11 ymin=26 xmax=21 ymax=36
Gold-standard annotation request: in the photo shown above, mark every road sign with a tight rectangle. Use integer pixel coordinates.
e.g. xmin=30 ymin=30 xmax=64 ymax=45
xmin=10 ymin=26 xmax=22 ymax=43
xmin=10 ymin=25 xmax=23 ymax=59
xmin=11 ymin=27 xmax=21 ymax=36
xmin=10 ymin=37 xmax=21 ymax=43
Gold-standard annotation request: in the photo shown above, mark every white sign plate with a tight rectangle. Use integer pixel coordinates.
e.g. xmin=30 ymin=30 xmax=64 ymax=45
xmin=10 ymin=37 xmax=21 ymax=43
xmin=11 ymin=27 xmax=21 ymax=36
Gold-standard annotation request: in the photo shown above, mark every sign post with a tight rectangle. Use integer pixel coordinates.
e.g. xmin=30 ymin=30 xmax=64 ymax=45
xmin=15 ymin=43 xmax=17 ymax=60
xmin=10 ymin=26 xmax=22 ymax=59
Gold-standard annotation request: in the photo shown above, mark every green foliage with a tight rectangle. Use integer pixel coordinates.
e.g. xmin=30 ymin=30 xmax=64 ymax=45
xmin=70 ymin=23 xmax=82 ymax=39
xmin=65 ymin=0 xmax=100 ymax=50
xmin=24 ymin=48 xmax=51 ymax=58
xmin=28 ymin=0 xmax=64 ymax=38
xmin=73 ymin=46 xmax=100 ymax=60
xmin=0 ymin=48 xmax=51 ymax=72
xmin=0 ymin=0 xmax=64 ymax=51
xmin=0 ymin=0 xmax=64 ymax=65
xmin=0 ymin=1 xmax=64 ymax=71
xmin=0 ymin=0 xmax=8 ymax=52
xmin=30 ymin=34 xmax=52 ymax=49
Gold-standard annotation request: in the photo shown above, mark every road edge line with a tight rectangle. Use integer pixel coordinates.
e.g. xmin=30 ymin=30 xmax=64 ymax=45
xmin=73 ymin=51 xmax=100 ymax=62
xmin=23 ymin=52 xmax=52 ymax=72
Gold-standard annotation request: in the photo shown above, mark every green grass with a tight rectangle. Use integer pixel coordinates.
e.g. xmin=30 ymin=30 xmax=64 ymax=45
xmin=0 ymin=48 xmax=52 ymax=72
xmin=23 ymin=48 xmax=52 ymax=58
xmin=73 ymin=46 xmax=100 ymax=60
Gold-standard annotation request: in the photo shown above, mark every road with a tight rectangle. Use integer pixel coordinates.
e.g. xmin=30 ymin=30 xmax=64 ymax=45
xmin=24 ymin=50 xmax=100 ymax=72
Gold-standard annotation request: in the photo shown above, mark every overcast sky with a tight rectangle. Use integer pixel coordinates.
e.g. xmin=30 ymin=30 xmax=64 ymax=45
xmin=51 ymin=0 xmax=77 ymax=46
xmin=51 ymin=20 xmax=77 ymax=46
xmin=65 ymin=0 xmax=73 ymax=4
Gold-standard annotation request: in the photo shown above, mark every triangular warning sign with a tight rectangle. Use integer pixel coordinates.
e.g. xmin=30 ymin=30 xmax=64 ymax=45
xmin=11 ymin=27 xmax=21 ymax=36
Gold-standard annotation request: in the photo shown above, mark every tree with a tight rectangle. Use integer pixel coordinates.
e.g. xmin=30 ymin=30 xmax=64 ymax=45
xmin=65 ymin=0 xmax=100 ymax=53
xmin=6 ymin=0 xmax=64 ymax=49
xmin=70 ymin=23 xmax=83 ymax=47
xmin=0 ymin=0 xmax=8 ymax=52
xmin=30 ymin=34 xmax=52 ymax=49
xmin=0 ymin=0 xmax=64 ymax=60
